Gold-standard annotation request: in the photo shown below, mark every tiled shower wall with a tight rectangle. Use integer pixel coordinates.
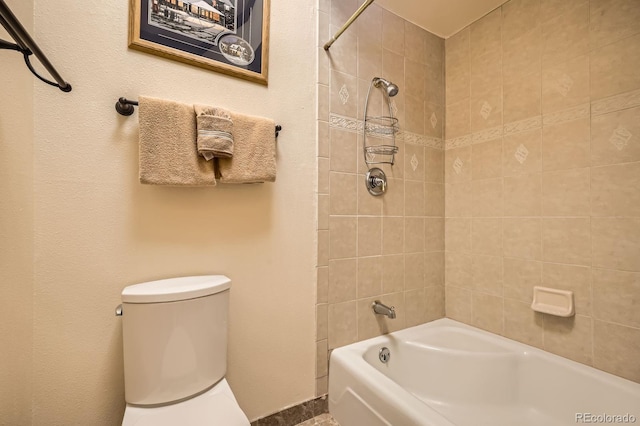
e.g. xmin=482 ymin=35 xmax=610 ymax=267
xmin=315 ymin=0 xmax=446 ymax=395
xmin=444 ymin=0 xmax=640 ymax=382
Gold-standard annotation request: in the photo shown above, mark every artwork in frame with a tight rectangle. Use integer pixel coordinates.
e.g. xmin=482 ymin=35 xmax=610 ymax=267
xmin=129 ymin=0 xmax=270 ymax=85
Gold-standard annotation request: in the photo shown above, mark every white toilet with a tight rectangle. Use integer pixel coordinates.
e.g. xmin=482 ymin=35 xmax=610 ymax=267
xmin=119 ymin=275 xmax=250 ymax=426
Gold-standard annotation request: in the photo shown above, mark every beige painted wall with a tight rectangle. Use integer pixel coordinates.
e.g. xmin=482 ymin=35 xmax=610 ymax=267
xmin=0 ymin=0 xmax=34 ymax=423
xmin=444 ymin=0 xmax=640 ymax=383
xmin=2 ymin=0 xmax=320 ymax=424
xmin=315 ymin=0 xmax=446 ymax=393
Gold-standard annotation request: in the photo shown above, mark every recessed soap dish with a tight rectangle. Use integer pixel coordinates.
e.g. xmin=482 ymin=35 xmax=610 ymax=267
xmin=531 ymin=286 xmax=575 ymax=317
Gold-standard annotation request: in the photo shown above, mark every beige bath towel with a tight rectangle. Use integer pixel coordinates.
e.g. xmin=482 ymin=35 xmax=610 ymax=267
xmin=139 ymin=96 xmax=216 ymax=186
xmin=196 ymin=107 xmax=234 ymax=160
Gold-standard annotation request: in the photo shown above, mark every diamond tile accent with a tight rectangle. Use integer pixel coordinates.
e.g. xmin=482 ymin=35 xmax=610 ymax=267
xmin=339 ymin=84 xmax=349 ymax=105
xmin=610 ymin=126 xmax=632 ymax=151
xmin=453 ymin=157 xmax=464 ymax=174
xmin=554 ymin=74 xmax=574 ymax=98
xmin=480 ymin=101 xmax=492 ymax=120
xmin=514 ymin=144 xmax=530 ymax=164
xmin=430 ymin=112 xmax=438 ymax=129
xmin=411 ymin=154 xmax=419 ymax=171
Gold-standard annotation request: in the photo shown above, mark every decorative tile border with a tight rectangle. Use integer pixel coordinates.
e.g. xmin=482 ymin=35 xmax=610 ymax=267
xmin=250 ymin=396 xmax=328 ymax=426
xmin=445 ymin=134 xmax=472 ymax=150
xmin=472 ymin=125 xmax=503 ymax=144
xmin=502 ymin=115 xmax=543 ymax=137
xmin=543 ymin=103 xmax=590 ymax=127
xmin=591 ymin=88 xmax=640 ymax=117
xmin=329 ymin=113 xmax=444 ymax=150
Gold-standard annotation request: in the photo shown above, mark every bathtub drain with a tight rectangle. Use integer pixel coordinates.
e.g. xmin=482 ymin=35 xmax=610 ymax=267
xmin=379 ymin=347 xmax=390 ymax=363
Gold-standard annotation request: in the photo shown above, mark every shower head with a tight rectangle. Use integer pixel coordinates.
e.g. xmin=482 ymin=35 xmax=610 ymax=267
xmin=373 ymin=77 xmax=399 ymax=97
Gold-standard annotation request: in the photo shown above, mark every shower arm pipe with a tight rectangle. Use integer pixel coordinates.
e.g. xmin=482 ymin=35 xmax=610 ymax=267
xmin=0 ymin=0 xmax=72 ymax=92
xmin=323 ymin=0 xmax=375 ymax=50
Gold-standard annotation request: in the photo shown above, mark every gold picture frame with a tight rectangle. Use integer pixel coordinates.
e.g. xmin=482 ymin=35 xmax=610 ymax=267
xmin=129 ymin=0 xmax=270 ymax=85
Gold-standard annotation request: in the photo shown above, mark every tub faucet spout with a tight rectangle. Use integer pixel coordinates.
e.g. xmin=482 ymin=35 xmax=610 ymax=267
xmin=372 ymin=300 xmax=396 ymax=319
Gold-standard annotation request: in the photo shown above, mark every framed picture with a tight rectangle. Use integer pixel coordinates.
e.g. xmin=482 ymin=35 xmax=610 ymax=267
xmin=129 ymin=0 xmax=270 ymax=85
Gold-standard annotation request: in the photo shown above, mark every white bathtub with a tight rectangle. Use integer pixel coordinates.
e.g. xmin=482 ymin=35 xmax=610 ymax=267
xmin=329 ymin=319 xmax=640 ymax=426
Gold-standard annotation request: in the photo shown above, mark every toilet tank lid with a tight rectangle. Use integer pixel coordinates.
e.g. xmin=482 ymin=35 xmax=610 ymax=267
xmin=122 ymin=275 xmax=231 ymax=303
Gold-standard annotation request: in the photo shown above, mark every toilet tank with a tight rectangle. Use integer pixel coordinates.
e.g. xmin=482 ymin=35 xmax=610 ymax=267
xmin=121 ymin=275 xmax=231 ymax=405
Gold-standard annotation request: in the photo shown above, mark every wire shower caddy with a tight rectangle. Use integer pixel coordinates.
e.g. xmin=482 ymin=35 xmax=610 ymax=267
xmin=363 ymin=78 xmax=399 ymax=166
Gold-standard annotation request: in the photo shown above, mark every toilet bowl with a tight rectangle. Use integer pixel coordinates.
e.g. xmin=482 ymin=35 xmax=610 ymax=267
xmin=119 ymin=275 xmax=250 ymax=426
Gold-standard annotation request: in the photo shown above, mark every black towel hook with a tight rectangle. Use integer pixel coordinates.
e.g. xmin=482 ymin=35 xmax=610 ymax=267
xmin=115 ymin=98 xmax=283 ymax=138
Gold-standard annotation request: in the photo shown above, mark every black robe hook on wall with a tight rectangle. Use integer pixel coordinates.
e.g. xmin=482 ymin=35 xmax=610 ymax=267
xmin=115 ymin=98 xmax=283 ymax=138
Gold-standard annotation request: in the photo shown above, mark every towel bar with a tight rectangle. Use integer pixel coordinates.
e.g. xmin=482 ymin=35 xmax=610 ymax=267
xmin=115 ymin=97 xmax=282 ymax=138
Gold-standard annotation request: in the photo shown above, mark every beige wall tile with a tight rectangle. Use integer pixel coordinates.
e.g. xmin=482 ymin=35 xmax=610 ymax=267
xmin=542 ymin=218 xmax=591 ymax=266
xmin=359 ymin=77 xmax=384 ymax=119
xmin=504 ymin=258 xmax=542 ymax=302
xmin=382 ymin=49 xmax=405 ymax=95
xmin=382 ymin=254 xmax=404 ymax=294
xmin=318 ymin=157 xmax=330 ymax=194
xmin=316 ymin=340 xmax=328 ymax=377
xmin=425 ymin=102 xmax=444 ymax=139
xmin=590 ymin=0 xmax=640 ymax=50
xmin=471 ymin=89 xmax=503 ymax=133
xmin=445 ymin=182 xmax=472 ymax=218
xmin=590 ymin=33 xmax=640 ymax=100
xmin=330 ymin=216 xmax=357 ymax=259
xmin=328 ymin=301 xmax=357 ymax=349
xmin=446 ymin=285 xmax=472 ymax=323
xmin=406 ymin=59 xmax=426 ymax=100
xmin=406 ymin=289 xmax=428 ymax=327
xmin=382 ymin=292 xmax=407 ymax=333
xmin=357 ymin=32 xmax=382 ymax=81
xmin=593 ymin=268 xmax=640 ymax=328
xmin=382 ymin=176 xmax=404 ymax=216
xmin=446 ymin=26 xmax=469 ymax=69
xmin=382 ymin=217 xmax=405 ymax=255
xmin=446 ymin=53 xmax=470 ymax=107
xmin=542 ymin=168 xmax=591 ymax=216
xmin=541 ymin=2 xmax=589 ymax=67
xmin=542 ymin=262 xmax=591 ymax=315
xmin=356 ymin=2 xmax=382 ymax=41
xmin=405 ymin=253 xmax=425 ymax=291
xmin=405 ymin=180 xmax=425 ymax=217
xmin=425 ymin=252 xmax=445 ymax=286
xmin=540 ymin=0 xmax=587 ymax=23
xmin=472 ymin=139 xmax=503 ymax=180
xmin=503 ymin=28 xmax=541 ymax=81
xmin=406 ymin=95 xmax=426 ymax=135
xmin=591 ymin=106 xmax=640 ymax=167
xmin=471 ymin=49 xmax=502 ymax=97
xmin=472 ymin=292 xmax=504 ymax=335
xmin=425 ymin=147 xmax=445 ymax=183
xmin=357 ymin=256 xmax=383 ymax=299
xmin=316 ymin=376 xmax=328 ymax=397
xmin=502 ymin=0 xmax=541 ymax=41
xmin=542 ymin=118 xmax=590 ymax=171
xmin=504 ymin=298 xmax=544 ymax=348
xmin=445 ymin=99 xmax=471 ymax=140
xmin=327 ymin=25 xmax=358 ymax=76
xmin=318 ymin=230 xmax=329 ymax=266
xmin=426 ymin=62 xmax=446 ymax=106
xmin=405 ymin=21 xmax=427 ymax=64
xmin=503 ymin=218 xmax=542 ymax=260
xmin=504 ymin=173 xmax=542 ymax=217
xmin=445 ymin=218 xmax=471 ymax=253
xmin=328 ymin=258 xmax=357 ymax=303
xmin=445 ymin=146 xmax=471 ymax=183
xmin=591 ymin=162 xmax=640 ymax=217
xmin=318 ymin=84 xmax=329 ymax=121
xmin=356 ymin=297 xmax=386 ymax=340
xmin=382 ymin=9 xmax=405 ymax=55
xmin=319 ymin=47 xmax=330 ymax=86
xmin=472 ymin=178 xmax=503 ymax=217
xmin=405 ymin=217 xmax=425 ymax=253
xmin=504 ymin=71 xmax=541 ymax=124
xmin=330 ymin=70 xmax=358 ymax=118
xmin=544 ymin=315 xmax=593 ymax=365
xmin=592 ymin=218 xmax=640 ymax=272
xmin=317 ymin=303 xmax=328 ymax=341
xmin=472 ymin=218 xmax=502 ymax=256
xmin=470 ymin=8 xmax=502 ymax=61
xmin=318 ymin=120 xmax=329 ymax=158
xmin=541 ymin=55 xmax=590 ymax=114
xmin=317 ymin=266 xmax=329 ymax=304
xmin=425 ymin=183 xmax=445 ymax=217
xmin=445 ymin=253 xmax=473 ymax=288
xmin=318 ymin=11 xmax=330 ymax=49
xmin=358 ymin=179 xmax=383 ymax=216
xmin=426 ymin=285 xmax=446 ymax=321
xmin=594 ymin=320 xmax=640 ymax=382
xmin=503 ymin=129 xmax=542 ymax=177
xmin=318 ymin=194 xmax=329 ymax=230
xmin=330 ymin=0 xmax=357 ymax=26
xmin=358 ymin=217 xmax=382 ymax=257
xmin=330 ymin=172 xmax=357 ymax=215
xmin=425 ymin=217 xmax=445 ymax=252
xmin=404 ymin=144 xmax=425 ymax=181
xmin=472 ymin=254 xmax=503 ymax=296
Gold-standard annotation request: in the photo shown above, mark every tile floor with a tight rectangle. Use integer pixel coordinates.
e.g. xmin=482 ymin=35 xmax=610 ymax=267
xmin=295 ymin=413 xmax=340 ymax=426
